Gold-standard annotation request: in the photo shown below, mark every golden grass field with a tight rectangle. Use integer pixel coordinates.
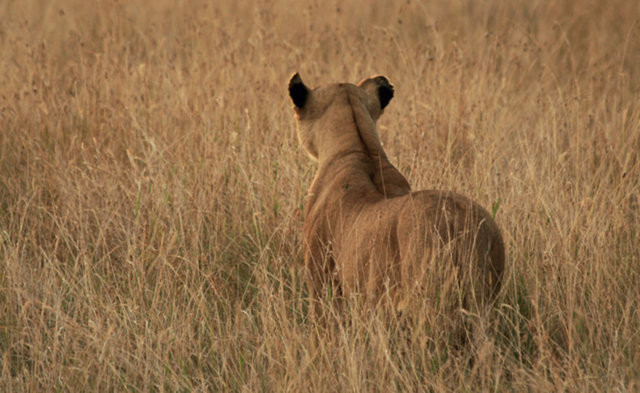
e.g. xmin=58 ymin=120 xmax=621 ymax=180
xmin=1 ymin=0 xmax=639 ymax=391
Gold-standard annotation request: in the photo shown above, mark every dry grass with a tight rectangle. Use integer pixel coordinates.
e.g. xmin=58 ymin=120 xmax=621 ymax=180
xmin=1 ymin=0 xmax=639 ymax=391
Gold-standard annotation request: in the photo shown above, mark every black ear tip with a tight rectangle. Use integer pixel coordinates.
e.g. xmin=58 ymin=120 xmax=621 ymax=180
xmin=378 ymin=82 xmax=394 ymax=110
xmin=289 ymin=72 xmax=302 ymax=86
xmin=374 ymin=75 xmax=392 ymax=87
xmin=289 ymin=72 xmax=309 ymax=108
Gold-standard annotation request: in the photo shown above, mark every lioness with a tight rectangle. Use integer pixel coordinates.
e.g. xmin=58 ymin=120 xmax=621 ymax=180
xmin=289 ymin=73 xmax=505 ymax=321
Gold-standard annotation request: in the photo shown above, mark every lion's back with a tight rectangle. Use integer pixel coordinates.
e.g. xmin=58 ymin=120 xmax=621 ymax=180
xmin=394 ymin=189 xmax=505 ymax=301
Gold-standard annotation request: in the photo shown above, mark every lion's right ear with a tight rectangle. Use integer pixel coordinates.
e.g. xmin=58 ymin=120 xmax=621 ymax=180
xmin=289 ymin=73 xmax=309 ymax=109
xmin=357 ymin=75 xmax=394 ymax=111
xmin=375 ymin=76 xmax=394 ymax=110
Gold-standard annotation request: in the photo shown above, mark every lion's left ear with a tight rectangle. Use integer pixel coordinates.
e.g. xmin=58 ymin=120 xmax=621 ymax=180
xmin=289 ymin=73 xmax=309 ymax=109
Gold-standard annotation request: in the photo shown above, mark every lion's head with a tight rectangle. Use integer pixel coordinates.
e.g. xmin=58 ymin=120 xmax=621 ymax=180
xmin=288 ymin=73 xmax=394 ymax=161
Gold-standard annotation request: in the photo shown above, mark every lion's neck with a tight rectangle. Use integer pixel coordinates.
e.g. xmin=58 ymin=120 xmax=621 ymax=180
xmin=314 ymin=111 xmax=367 ymax=163
xmin=307 ymin=96 xmax=411 ymax=208
xmin=305 ymin=152 xmax=377 ymax=214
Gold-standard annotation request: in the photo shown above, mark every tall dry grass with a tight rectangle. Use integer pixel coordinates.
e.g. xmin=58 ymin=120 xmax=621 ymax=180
xmin=1 ymin=0 xmax=639 ymax=391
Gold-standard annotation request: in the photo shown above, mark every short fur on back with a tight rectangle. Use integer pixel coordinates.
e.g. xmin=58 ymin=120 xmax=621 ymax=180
xmin=289 ymin=74 xmax=505 ymax=319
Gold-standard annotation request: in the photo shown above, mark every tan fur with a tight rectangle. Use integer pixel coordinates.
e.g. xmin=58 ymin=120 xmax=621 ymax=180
xmin=289 ymin=74 xmax=505 ymax=318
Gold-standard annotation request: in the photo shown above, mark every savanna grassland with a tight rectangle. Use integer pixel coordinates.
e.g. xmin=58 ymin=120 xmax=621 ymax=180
xmin=1 ymin=0 xmax=639 ymax=391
